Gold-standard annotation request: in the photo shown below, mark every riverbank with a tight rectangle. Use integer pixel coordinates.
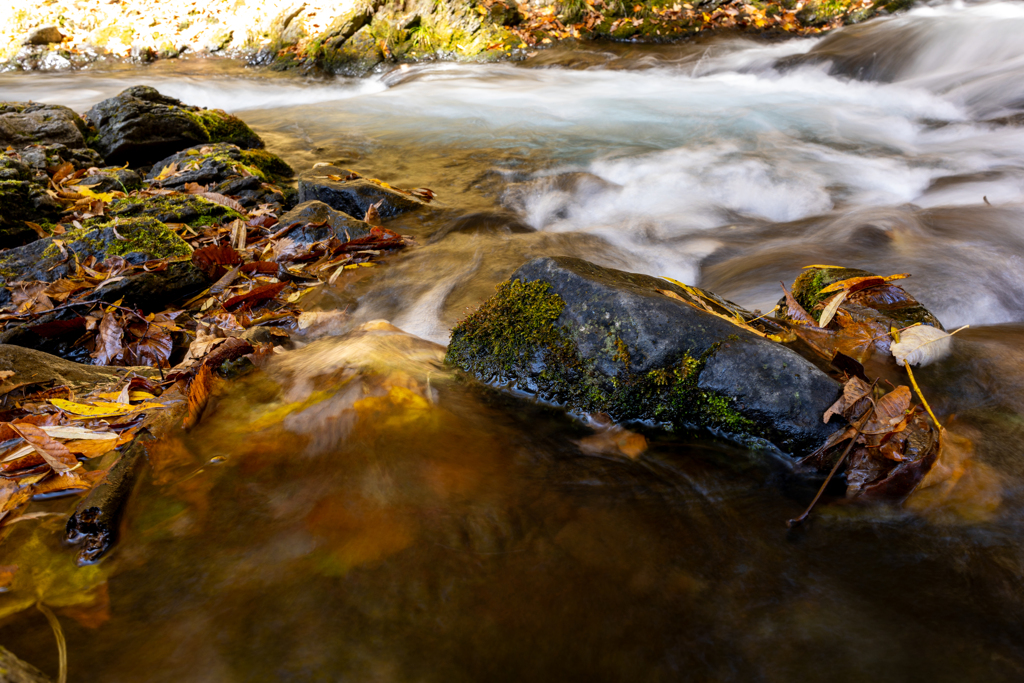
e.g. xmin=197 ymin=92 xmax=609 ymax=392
xmin=1 ymin=0 xmax=911 ymax=74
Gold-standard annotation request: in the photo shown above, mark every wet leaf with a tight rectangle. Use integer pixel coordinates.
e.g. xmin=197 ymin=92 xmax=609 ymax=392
xmin=223 ymin=282 xmax=288 ymax=311
xmin=780 ymin=281 xmax=816 ymax=326
xmin=8 ymin=423 xmax=79 ymax=474
xmin=891 ymin=324 xmax=953 ymax=367
xmin=91 ymin=309 xmax=124 ymax=365
xmin=818 ymin=273 xmax=909 ymax=295
xmin=818 ymin=289 xmax=848 ymax=328
xmin=823 ymin=375 xmax=872 ymax=424
xmin=183 ymin=364 xmax=213 ymax=430
xmin=49 ymin=398 xmax=163 ymax=418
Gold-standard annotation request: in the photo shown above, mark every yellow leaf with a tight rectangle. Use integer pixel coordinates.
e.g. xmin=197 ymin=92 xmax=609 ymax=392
xmin=802 ymin=264 xmax=843 ymax=269
xmin=77 ymin=186 xmax=115 ymax=203
xmin=49 ymin=398 xmax=164 ymax=418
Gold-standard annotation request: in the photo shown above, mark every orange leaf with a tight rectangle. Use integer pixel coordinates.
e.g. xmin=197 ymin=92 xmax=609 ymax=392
xmin=9 ymin=423 xmax=79 ymax=473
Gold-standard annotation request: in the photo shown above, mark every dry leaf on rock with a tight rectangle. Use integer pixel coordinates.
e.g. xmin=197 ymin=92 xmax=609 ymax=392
xmin=9 ymin=423 xmax=79 ymax=473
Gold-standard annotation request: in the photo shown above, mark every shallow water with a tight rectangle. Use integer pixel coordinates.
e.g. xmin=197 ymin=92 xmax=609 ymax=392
xmin=3 ymin=1 xmax=1024 ymax=680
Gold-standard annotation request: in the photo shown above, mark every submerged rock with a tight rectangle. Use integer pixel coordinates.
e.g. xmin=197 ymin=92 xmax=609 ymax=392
xmin=298 ymin=165 xmax=427 ymax=220
xmin=0 ymin=102 xmax=89 ymax=149
xmin=276 ymin=200 xmax=372 ymax=244
xmin=447 ymin=256 xmax=842 ymax=453
xmin=85 ymin=86 xmax=265 ymax=167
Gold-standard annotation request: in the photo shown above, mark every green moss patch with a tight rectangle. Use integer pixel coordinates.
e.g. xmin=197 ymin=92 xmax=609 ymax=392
xmin=447 ymin=279 xmax=753 ymax=435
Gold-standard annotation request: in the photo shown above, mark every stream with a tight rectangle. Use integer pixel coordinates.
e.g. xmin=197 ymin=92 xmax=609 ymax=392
xmin=3 ymin=1 xmax=1024 ymax=680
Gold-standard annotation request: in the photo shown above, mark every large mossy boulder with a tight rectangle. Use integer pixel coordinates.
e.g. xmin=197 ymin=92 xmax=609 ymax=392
xmin=447 ymin=257 xmax=843 ymax=453
xmin=85 ymin=86 xmax=265 ymax=167
xmin=0 ymin=216 xmax=191 ymax=290
xmin=0 ymin=102 xmax=89 ymax=149
xmin=297 ymin=165 xmax=426 ymax=220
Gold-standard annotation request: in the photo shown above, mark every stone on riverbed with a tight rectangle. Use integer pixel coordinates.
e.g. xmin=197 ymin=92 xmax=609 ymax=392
xmin=0 ymin=155 xmax=61 ymax=248
xmin=107 ymin=192 xmax=245 ymax=228
xmin=276 ymin=200 xmax=372 ymax=244
xmin=447 ymin=256 xmax=843 ymax=453
xmin=298 ymin=165 xmax=427 ymax=221
xmin=0 ymin=216 xmax=191 ymax=294
xmin=146 ymin=143 xmax=294 ymax=208
xmin=0 ymin=102 xmax=89 ymax=149
xmin=85 ymin=86 xmax=265 ymax=167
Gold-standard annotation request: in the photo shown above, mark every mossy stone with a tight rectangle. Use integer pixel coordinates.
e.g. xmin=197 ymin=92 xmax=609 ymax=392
xmin=448 ymin=257 xmax=843 ymax=453
xmin=104 ymin=193 xmax=244 ymax=228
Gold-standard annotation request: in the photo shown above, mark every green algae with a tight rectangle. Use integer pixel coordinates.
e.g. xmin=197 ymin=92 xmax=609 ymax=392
xmin=446 ymin=279 xmax=753 ymax=435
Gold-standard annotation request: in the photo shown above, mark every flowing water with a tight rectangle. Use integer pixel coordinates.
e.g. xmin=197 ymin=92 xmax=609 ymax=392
xmin=4 ymin=1 xmax=1024 ymax=680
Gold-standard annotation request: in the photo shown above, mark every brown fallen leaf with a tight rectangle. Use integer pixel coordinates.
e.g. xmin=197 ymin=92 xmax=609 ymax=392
xmin=91 ymin=309 xmax=124 ymax=365
xmin=823 ymin=375 xmax=872 ymax=423
xmin=9 ymin=423 xmax=79 ymax=474
xmin=363 ymin=200 xmax=383 ymax=226
xmin=183 ymin=364 xmax=213 ymax=430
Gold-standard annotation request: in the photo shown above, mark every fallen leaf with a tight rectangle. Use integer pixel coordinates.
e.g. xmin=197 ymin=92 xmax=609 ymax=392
xmin=891 ymin=325 xmax=954 ymax=367
xmin=823 ymin=375 xmax=872 ymax=424
xmin=9 ymin=423 xmax=79 ymax=473
xmin=818 ymin=289 xmax=848 ymax=328
xmin=49 ymin=398 xmax=163 ymax=418
xmin=91 ymin=309 xmax=124 ymax=365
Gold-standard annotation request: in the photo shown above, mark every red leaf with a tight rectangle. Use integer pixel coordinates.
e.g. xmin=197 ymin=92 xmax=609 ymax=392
xmin=29 ymin=316 xmax=87 ymax=338
xmin=192 ymin=244 xmax=242 ymax=279
xmin=223 ymin=282 xmax=288 ymax=311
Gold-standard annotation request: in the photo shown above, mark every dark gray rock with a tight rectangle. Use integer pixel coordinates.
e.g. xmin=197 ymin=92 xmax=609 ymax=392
xmin=0 ymin=179 xmax=61 ymax=249
xmin=146 ymin=143 xmax=293 ymax=208
xmin=23 ymin=26 xmax=65 ymax=46
xmin=78 ymin=167 xmax=143 ymax=194
xmin=0 ymin=102 xmax=88 ymax=149
xmin=0 ymin=216 xmax=192 ymax=298
xmin=298 ymin=165 xmax=426 ymax=221
xmin=85 ymin=86 xmax=208 ymax=166
xmin=276 ymin=200 xmax=372 ymax=244
xmin=447 ymin=256 xmax=842 ymax=454
xmin=85 ymin=86 xmax=265 ymax=167
xmin=18 ymin=143 xmax=105 ymax=173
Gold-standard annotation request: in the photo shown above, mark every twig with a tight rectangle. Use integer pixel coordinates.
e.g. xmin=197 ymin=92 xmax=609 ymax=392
xmin=890 ymin=327 xmax=942 ymax=429
xmin=788 ymin=381 xmax=878 ymax=527
xmin=36 ymin=602 xmax=67 ymax=683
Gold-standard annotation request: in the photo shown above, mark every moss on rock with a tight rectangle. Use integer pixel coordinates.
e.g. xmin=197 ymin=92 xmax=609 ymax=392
xmin=104 ymin=193 xmax=244 ymax=228
xmin=193 ymin=109 xmax=265 ymax=150
xmin=446 ymin=278 xmax=753 ymax=434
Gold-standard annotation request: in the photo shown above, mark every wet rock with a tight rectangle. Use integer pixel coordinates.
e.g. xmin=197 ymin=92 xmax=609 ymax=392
xmin=77 ymin=167 xmax=144 ymax=194
xmin=85 ymin=86 xmax=265 ymax=167
xmin=277 ymin=200 xmax=372 ymax=243
xmin=18 ymin=143 xmax=105 ymax=174
xmin=0 ymin=216 xmax=192 ymax=298
xmin=146 ymin=143 xmax=294 ymax=208
xmin=0 ymin=102 xmax=89 ymax=149
xmin=776 ymin=265 xmax=943 ymax=329
xmin=0 ymin=178 xmax=61 ymax=249
xmin=148 ymin=143 xmax=292 ymax=186
xmin=326 ymin=25 xmax=383 ymax=76
xmin=107 ymin=192 xmax=244 ymax=227
xmin=0 ymin=344 xmax=159 ymax=391
xmin=298 ymin=165 xmax=426 ymax=220
xmin=447 ymin=256 xmax=842 ymax=453
xmin=23 ymin=26 xmax=65 ymax=46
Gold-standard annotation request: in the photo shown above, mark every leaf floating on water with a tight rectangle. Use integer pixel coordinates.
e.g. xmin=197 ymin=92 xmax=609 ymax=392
xmin=890 ymin=324 xmax=955 ymax=367
xmin=8 ymin=423 xmax=79 ymax=474
xmin=183 ymin=364 xmax=213 ymax=430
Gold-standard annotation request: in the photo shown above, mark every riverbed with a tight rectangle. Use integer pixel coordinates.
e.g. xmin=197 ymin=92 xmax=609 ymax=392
xmin=2 ymin=2 xmax=1024 ymax=681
